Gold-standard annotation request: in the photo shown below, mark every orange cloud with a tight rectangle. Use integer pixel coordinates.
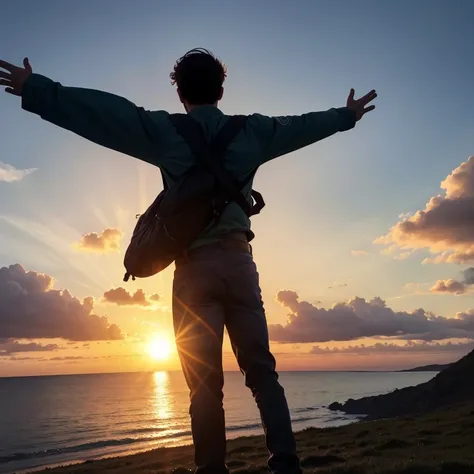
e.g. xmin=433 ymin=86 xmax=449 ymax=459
xmin=73 ymin=228 xmax=122 ymax=253
xmin=270 ymin=290 xmax=474 ymax=343
xmin=375 ymin=156 xmax=474 ymax=263
xmin=0 ymin=264 xmax=123 ymax=341
xmin=431 ymin=279 xmax=467 ymax=295
xmin=103 ymin=287 xmax=160 ymax=306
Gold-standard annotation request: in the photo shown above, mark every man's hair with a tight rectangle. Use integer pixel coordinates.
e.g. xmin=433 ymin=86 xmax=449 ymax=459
xmin=170 ymin=48 xmax=227 ymax=105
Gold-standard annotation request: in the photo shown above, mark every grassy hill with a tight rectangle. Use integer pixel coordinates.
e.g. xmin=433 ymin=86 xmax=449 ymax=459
xmin=329 ymin=348 xmax=474 ymax=419
xmin=400 ymin=364 xmax=451 ymax=372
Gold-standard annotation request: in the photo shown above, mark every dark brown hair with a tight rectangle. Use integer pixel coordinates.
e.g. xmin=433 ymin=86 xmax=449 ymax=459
xmin=170 ymin=48 xmax=227 ymax=105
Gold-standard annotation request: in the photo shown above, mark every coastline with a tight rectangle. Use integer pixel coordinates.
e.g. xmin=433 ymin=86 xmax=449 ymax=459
xmin=33 ymin=401 xmax=474 ymax=474
xmin=3 ymin=371 xmax=436 ymax=474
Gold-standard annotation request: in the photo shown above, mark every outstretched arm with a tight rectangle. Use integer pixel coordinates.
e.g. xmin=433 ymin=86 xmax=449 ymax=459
xmin=0 ymin=58 xmax=165 ymax=166
xmin=249 ymin=89 xmax=377 ymax=164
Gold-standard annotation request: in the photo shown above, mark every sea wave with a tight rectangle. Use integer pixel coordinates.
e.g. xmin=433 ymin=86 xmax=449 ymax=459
xmin=120 ymin=426 xmax=168 ymax=436
xmin=1 ymin=418 xmax=320 ymax=465
xmin=0 ymin=431 xmax=190 ymax=465
xmin=1 ymin=406 xmax=354 ymax=466
xmin=293 ymin=406 xmax=317 ymax=413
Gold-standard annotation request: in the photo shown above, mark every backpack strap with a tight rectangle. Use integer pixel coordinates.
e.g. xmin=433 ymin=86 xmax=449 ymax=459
xmin=169 ymin=114 xmax=256 ymax=216
xmin=250 ymin=189 xmax=265 ymax=215
xmin=160 ymin=170 xmax=169 ymax=190
xmin=213 ymin=117 xmax=265 ymax=215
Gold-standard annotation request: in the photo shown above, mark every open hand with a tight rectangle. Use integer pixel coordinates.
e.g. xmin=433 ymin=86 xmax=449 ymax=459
xmin=346 ymin=88 xmax=377 ymax=121
xmin=0 ymin=58 xmax=33 ymax=96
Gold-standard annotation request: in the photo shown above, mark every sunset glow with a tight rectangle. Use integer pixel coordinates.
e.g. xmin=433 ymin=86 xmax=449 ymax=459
xmin=146 ymin=335 xmax=173 ymax=361
xmin=2 ymin=1 xmax=474 ymax=379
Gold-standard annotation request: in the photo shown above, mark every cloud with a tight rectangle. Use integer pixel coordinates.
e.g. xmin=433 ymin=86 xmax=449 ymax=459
xmin=394 ymin=251 xmax=414 ymax=261
xmin=103 ymin=288 xmax=160 ymax=306
xmin=73 ymin=228 xmax=122 ymax=253
xmin=387 ymin=282 xmax=434 ymax=302
xmin=351 ymin=250 xmax=368 ymax=257
xmin=0 ymin=162 xmax=37 ymax=182
xmin=431 ymin=279 xmax=467 ymax=295
xmin=430 ymin=268 xmax=474 ymax=296
xmin=0 ymin=264 xmax=123 ymax=341
xmin=463 ymin=267 xmax=474 ymax=285
xmin=403 ymin=282 xmax=430 ymax=293
xmin=44 ymin=354 xmax=138 ymax=362
xmin=269 ymin=290 xmax=474 ymax=343
xmin=380 ymin=246 xmax=415 ymax=261
xmin=375 ymin=157 xmax=474 ymax=263
xmin=0 ymin=340 xmax=58 ymax=356
xmin=310 ymin=340 xmax=474 ymax=355
xmin=49 ymin=356 xmax=86 ymax=361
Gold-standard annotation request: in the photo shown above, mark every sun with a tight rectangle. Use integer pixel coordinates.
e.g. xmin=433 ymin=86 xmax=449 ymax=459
xmin=146 ymin=335 xmax=173 ymax=361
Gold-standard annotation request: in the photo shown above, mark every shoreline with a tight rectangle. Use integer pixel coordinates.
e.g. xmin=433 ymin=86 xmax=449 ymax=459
xmin=28 ymin=401 xmax=474 ymax=474
xmin=8 ymin=414 xmax=362 ymax=474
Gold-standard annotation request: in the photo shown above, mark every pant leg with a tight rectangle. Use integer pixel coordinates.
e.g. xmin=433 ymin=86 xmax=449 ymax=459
xmin=173 ymin=256 xmax=229 ymax=474
xmin=223 ymin=251 xmax=302 ymax=474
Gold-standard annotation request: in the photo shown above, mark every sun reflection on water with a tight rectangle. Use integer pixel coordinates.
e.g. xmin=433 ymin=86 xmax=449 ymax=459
xmin=153 ymin=371 xmax=172 ymax=421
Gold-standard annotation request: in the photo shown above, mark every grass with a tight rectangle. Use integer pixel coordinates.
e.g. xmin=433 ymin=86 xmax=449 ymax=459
xmin=42 ymin=401 xmax=474 ymax=473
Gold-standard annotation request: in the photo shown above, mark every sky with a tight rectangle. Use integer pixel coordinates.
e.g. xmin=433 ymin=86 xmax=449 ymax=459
xmin=1 ymin=0 xmax=474 ymax=376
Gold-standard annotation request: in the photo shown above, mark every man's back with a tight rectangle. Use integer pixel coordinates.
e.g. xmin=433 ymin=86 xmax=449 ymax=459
xmin=151 ymin=106 xmax=261 ymax=249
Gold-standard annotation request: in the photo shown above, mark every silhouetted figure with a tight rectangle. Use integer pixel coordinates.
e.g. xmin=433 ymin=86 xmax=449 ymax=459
xmin=0 ymin=50 xmax=376 ymax=474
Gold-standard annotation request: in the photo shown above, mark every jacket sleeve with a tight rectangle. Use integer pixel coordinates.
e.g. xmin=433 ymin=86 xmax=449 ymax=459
xmin=21 ymin=74 xmax=169 ymax=166
xmin=247 ymin=107 xmax=357 ymax=164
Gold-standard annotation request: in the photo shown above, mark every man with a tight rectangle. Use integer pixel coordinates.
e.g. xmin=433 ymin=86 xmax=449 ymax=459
xmin=0 ymin=49 xmax=376 ymax=474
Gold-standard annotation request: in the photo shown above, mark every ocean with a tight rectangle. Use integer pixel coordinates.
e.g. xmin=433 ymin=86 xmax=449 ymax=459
xmin=0 ymin=370 xmax=436 ymax=474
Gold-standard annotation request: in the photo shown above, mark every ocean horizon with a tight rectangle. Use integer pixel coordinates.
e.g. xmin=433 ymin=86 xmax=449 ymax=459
xmin=0 ymin=367 xmax=426 ymax=379
xmin=0 ymin=370 xmax=437 ymax=474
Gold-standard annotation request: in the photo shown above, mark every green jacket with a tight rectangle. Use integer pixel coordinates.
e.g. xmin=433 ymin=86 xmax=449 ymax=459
xmin=22 ymin=73 xmax=357 ymax=249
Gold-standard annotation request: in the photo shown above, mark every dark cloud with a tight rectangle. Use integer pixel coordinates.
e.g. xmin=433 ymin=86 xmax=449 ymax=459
xmin=0 ymin=264 xmax=123 ymax=341
xmin=310 ymin=340 xmax=474 ymax=355
xmin=431 ymin=279 xmax=467 ymax=295
xmin=463 ymin=268 xmax=474 ymax=285
xmin=269 ymin=290 xmax=474 ymax=343
xmin=103 ymin=287 xmax=160 ymax=306
xmin=376 ymin=156 xmax=474 ymax=264
xmin=73 ymin=228 xmax=122 ymax=253
xmin=9 ymin=356 xmax=47 ymax=361
xmin=0 ymin=340 xmax=58 ymax=356
xmin=49 ymin=356 xmax=86 ymax=361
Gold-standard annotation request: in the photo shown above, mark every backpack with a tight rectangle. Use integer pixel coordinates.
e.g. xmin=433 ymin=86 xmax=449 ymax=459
xmin=122 ymin=114 xmax=265 ymax=282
